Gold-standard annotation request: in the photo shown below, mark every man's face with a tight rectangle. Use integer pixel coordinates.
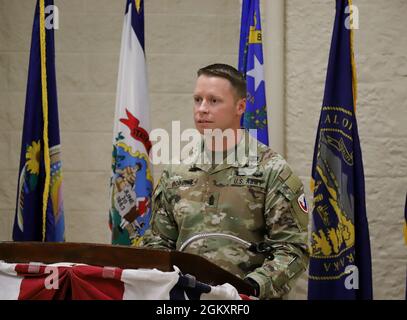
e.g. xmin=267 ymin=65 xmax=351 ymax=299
xmin=193 ymin=75 xmax=245 ymax=134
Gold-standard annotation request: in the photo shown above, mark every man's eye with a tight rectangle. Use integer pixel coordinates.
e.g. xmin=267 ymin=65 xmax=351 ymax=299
xmin=211 ymin=99 xmax=217 ymax=104
xmin=194 ymin=97 xmax=202 ymax=103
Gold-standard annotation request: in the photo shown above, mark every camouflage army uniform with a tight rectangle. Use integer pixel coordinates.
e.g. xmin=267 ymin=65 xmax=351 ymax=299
xmin=141 ymin=131 xmax=309 ymax=299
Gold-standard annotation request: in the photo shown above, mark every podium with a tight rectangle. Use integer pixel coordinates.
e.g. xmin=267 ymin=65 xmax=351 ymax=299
xmin=0 ymin=241 xmax=253 ymax=297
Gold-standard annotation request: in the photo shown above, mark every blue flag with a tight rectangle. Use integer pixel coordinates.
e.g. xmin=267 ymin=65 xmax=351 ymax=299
xmin=308 ymin=0 xmax=372 ymax=299
xmin=13 ymin=0 xmax=64 ymax=242
xmin=404 ymin=193 xmax=407 ymax=246
xmin=109 ymin=0 xmax=153 ymax=246
xmin=404 ymin=193 xmax=407 ymax=299
xmin=238 ymin=0 xmax=269 ymax=146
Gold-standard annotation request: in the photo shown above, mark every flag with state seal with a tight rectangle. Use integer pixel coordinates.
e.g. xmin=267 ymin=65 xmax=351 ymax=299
xmin=109 ymin=0 xmax=153 ymax=246
xmin=238 ymin=0 xmax=269 ymax=146
xmin=13 ymin=0 xmax=64 ymax=242
xmin=308 ymin=0 xmax=373 ymax=299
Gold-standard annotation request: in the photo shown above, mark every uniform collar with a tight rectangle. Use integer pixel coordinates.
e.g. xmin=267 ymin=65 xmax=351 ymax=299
xmin=188 ymin=130 xmax=258 ymax=174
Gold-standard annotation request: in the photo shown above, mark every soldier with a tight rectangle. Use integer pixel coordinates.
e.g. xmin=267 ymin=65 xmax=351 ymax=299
xmin=141 ymin=63 xmax=309 ymax=299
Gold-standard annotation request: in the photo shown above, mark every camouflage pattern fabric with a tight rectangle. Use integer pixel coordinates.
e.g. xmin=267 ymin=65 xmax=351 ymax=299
xmin=141 ymin=131 xmax=309 ymax=299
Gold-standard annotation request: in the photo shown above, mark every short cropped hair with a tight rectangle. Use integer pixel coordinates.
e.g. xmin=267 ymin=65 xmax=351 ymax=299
xmin=197 ymin=63 xmax=247 ymax=100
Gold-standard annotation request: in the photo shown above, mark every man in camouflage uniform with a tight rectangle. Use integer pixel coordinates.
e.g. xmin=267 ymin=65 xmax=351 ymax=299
xmin=141 ymin=64 xmax=309 ymax=299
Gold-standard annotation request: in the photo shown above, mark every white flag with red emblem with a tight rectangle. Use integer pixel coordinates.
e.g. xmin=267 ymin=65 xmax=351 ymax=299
xmin=109 ymin=0 xmax=153 ymax=245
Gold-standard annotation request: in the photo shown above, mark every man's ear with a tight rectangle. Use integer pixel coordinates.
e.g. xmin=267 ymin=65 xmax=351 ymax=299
xmin=236 ymin=98 xmax=246 ymax=116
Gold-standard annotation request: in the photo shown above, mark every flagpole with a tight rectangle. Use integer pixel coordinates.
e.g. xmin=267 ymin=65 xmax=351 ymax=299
xmin=265 ymin=0 xmax=285 ymax=157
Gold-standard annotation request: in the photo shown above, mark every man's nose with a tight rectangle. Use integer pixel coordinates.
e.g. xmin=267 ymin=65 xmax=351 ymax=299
xmin=197 ymin=99 xmax=209 ymax=113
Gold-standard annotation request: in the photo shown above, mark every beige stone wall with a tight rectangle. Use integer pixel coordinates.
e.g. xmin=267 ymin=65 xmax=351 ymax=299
xmin=0 ymin=0 xmax=405 ymax=299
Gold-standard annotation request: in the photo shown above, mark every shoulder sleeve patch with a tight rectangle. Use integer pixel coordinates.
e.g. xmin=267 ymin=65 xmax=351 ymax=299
xmin=297 ymin=193 xmax=309 ymax=214
xmin=290 ymin=192 xmax=309 ymax=232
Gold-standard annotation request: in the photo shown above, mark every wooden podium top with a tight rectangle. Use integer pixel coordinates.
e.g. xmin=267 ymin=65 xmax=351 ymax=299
xmin=0 ymin=241 xmax=253 ymax=295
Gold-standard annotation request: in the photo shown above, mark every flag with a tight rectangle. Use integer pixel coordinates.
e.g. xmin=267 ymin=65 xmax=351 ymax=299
xmin=13 ymin=0 xmax=64 ymax=242
xmin=0 ymin=262 xmax=241 ymax=300
xmin=308 ymin=0 xmax=373 ymax=299
xmin=238 ymin=0 xmax=269 ymax=145
xmin=404 ymin=193 xmax=407 ymax=246
xmin=109 ymin=0 xmax=153 ymax=245
xmin=404 ymin=193 xmax=407 ymax=299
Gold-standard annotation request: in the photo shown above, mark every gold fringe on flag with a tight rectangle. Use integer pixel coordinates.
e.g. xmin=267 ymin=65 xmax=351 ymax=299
xmin=39 ymin=0 xmax=51 ymax=242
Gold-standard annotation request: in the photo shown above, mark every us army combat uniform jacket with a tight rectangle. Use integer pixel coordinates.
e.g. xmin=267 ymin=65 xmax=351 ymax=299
xmin=142 ymin=131 xmax=309 ymax=299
